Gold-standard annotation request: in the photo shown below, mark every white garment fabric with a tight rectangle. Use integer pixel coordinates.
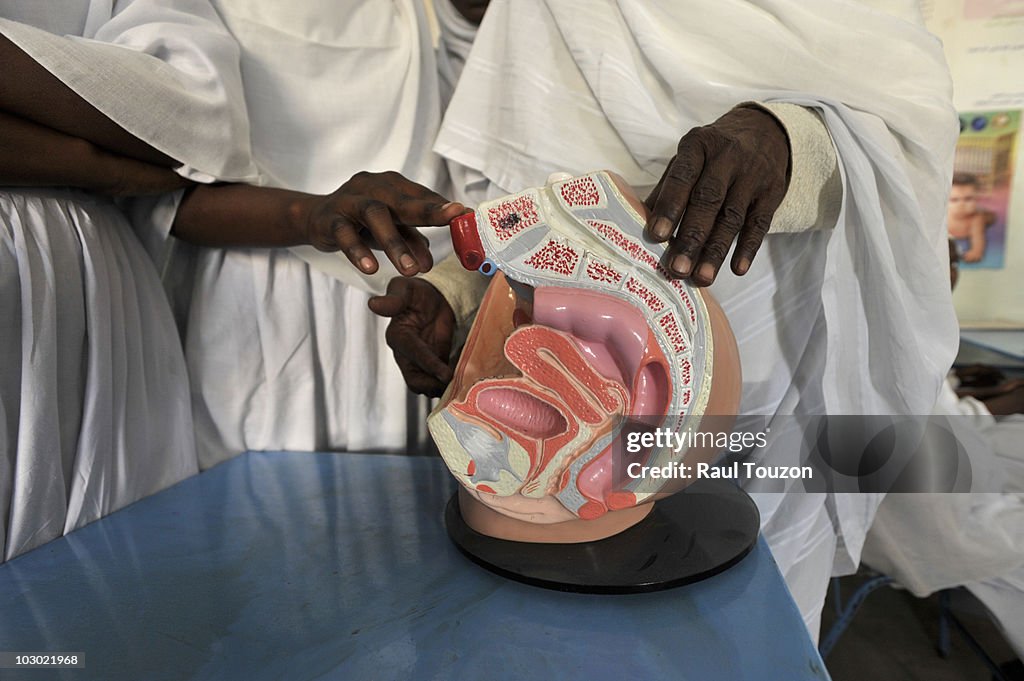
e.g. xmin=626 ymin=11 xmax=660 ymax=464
xmin=0 ymin=1 xmax=255 ymax=183
xmin=862 ymin=382 xmax=1024 ymax=657
xmin=435 ymin=0 xmax=477 ymax=107
xmin=0 ymin=0 xmax=254 ymax=562
xmin=186 ymin=0 xmax=454 ymax=467
xmin=0 ymin=190 xmax=197 ymax=562
xmin=435 ymin=0 xmax=958 ymax=636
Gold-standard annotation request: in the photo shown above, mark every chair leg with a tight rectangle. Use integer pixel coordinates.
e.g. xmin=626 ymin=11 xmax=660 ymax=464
xmin=819 ymin=575 xmax=894 ymax=659
xmin=937 ymin=590 xmax=952 ymax=658
xmin=831 ymin=577 xmax=843 ymax=617
xmin=936 ymin=589 xmax=1011 ymax=681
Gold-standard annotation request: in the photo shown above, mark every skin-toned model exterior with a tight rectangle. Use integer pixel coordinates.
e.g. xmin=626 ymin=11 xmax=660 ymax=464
xmin=429 ymin=171 xmax=740 ymax=543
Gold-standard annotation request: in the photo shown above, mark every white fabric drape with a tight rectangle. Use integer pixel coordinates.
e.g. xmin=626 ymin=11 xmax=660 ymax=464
xmin=186 ymin=0 xmax=453 ymax=467
xmin=863 ymin=383 xmax=1024 ymax=595
xmin=0 ymin=0 xmax=255 ymax=561
xmin=435 ymin=0 xmax=477 ymax=107
xmin=862 ymin=383 xmax=1024 ymax=657
xmin=0 ymin=189 xmax=198 ymax=562
xmin=435 ymin=0 xmax=959 ymax=635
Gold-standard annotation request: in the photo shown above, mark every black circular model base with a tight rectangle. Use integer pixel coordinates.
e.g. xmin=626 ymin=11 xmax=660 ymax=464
xmin=444 ymin=479 xmax=760 ymax=594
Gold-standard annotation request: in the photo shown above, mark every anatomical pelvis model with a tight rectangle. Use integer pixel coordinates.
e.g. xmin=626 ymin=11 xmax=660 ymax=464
xmin=430 ymin=171 xmax=741 ymax=543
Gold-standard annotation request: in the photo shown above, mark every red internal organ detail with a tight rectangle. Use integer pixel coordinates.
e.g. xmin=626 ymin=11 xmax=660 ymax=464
xmin=657 ymin=312 xmax=688 ymax=354
xmin=454 ymin=325 xmax=628 ymax=487
xmin=504 ymin=327 xmax=626 ymax=420
xmin=606 ymin=491 xmax=638 ymax=511
xmin=524 ymin=240 xmax=580 ymax=277
xmin=670 ymin=280 xmax=698 ymax=324
xmin=488 ymin=194 xmax=540 ymax=241
xmin=588 ymin=221 xmax=661 ymax=273
xmin=457 ymin=378 xmax=580 ymax=486
xmin=586 ymin=260 xmax=624 ymax=285
xmin=625 ymin=277 xmax=665 ymax=313
xmin=447 ymin=277 xmax=682 ymax=517
xmin=577 ymin=501 xmax=606 ymax=520
xmin=680 ymin=358 xmax=692 ymax=385
xmin=476 ymin=386 xmax=567 ymax=439
xmin=559 ymin=176 xmax=601 ymax=207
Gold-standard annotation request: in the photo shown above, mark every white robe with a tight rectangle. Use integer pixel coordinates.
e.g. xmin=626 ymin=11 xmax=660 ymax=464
xmin=435 ymin=0 xmax=958 ymax=637
xmin=185 ymin=0 xmax=455 ymax=468
xmin=862 ymin=383 xmax=1024 ymax=658
xmin=0 ymin=0 xmax=253 ymax=561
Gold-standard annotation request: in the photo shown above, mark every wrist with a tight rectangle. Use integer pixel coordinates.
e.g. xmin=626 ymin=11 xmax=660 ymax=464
xmin=287 ymin=192 xmax=317 ymax=246
xmin=734 ymin=103 xmax=791 ymax=187
xmin=748 ymin=101 xmax=842 ymax=233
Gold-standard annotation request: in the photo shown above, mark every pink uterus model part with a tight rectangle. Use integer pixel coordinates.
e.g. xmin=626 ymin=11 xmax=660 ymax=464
xmin=429 ymin=171 xmax=741 ymax=543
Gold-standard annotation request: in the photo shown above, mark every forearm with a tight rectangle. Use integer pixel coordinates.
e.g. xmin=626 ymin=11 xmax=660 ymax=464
xmin=0 ymin=108 xmax=188 ymax=197
xmin=0 ymin=110 xmax=100 ymax=188
xmin=172 ymin=183 xmax=311 ymax=247
xmin=0 ymin=34 xmax=175 ymax=166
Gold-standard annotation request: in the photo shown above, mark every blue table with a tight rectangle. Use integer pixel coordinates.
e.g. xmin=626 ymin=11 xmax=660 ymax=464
xmin=0 ymin=452 xmax=830 ymax=680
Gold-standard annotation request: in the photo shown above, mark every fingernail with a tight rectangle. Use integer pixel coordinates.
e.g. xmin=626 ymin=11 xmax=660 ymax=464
xmin=441 ymin=202 xmax=457 ymax=210
xmin=652 ymin=217 xmax=673 ymax=241
xmin=360 ymin=256 xmax=376 ymax=271
xmin=670 ymin=254 xmax=692 ymax=276
xmin=399 ymin=254 xmax=417 ymax=271
xmin=736 ymin=257 xmax=751 ymax=275
xmin=697 ymin=262 xmax=716 ymax=283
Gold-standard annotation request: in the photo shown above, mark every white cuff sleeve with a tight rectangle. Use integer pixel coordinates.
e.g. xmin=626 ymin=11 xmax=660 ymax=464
xmin=420 ymin=253 xmax=491 ymax=353
xmin=742 ymin=101 xmax=842 ymax=233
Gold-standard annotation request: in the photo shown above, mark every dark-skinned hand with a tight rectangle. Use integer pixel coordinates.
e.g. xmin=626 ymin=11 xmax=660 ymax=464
xmin=645 ymin=105 xmax=791 ymax=286
xmin=304 ymin=170 xmax=464 ymax=276
xmin=368 ymin=277 xmax=457 ymax=397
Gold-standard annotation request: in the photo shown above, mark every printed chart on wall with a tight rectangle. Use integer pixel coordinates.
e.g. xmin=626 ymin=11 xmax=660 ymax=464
xmin=925 ymin=0 xmax=1024 ymax=327
xmin=951 ymin=110 xmax=1019 ymax=270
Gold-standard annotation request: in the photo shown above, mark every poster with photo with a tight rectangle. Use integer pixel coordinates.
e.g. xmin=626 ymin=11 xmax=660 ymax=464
xmin=925 ymin=0 xmax=1024 ymax=327
xmin=950 ymin=110 xmax=1019 ymax=270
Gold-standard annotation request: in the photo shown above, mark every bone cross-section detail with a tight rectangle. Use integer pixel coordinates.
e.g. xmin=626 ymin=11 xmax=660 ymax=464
xmin=431 ymin=171 xmax=740 ymax=541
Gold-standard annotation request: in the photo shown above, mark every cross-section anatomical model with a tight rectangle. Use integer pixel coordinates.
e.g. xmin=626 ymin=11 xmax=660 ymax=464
xmin=430 ymin=171 xmax=741 ymax=543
